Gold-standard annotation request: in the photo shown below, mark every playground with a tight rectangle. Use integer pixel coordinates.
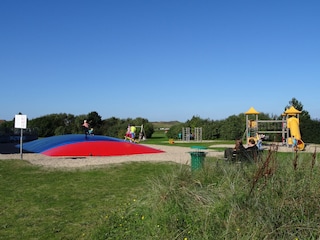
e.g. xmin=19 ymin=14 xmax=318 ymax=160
xmin=0 ymin=105 xmax=316 ymax=168
xmin=1 ymin=141 xmax=319 ymax=169
xmin=244 ymin=106 xmax=305 ymax=150
xmin=0 ymin=144 xmax=219 ymax=168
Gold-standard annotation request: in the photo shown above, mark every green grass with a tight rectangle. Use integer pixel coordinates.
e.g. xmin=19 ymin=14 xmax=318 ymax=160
xmin=95 ymin=151 xmax=320 ymax=239
xmin=144 ymin=130 xmax=234 ymax=150
xmin=1 ymin=144 xmax=320 ymax=239
xmin=0 ymin=160 xmax=179 ymax=239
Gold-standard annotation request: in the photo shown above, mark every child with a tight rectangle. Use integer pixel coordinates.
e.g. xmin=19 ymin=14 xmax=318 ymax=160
xmin=292 ymin=136 xmax=298 ymax=151
xmin=88 ymin=128 xmax=94 ymax=136
xmin=82 ymin=120 xmax=90 ymax=137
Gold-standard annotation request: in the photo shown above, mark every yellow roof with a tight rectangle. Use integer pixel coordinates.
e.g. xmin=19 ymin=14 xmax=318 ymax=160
xmin=284 ymin=106 xmax=301 ymax=115
xmin=245 ymin=107 xmax=259 ymax=115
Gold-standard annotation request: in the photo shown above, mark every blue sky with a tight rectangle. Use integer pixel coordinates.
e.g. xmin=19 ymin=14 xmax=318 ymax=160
xmin=1 ymin=0 xmax=319 ymax=122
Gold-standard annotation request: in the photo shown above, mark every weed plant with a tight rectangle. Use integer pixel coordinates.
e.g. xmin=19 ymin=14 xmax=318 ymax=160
xmin=97 ymin=150 xmax=320 ymax=239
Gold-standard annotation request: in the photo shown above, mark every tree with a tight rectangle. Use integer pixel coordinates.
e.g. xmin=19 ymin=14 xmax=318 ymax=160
xmin=87 ymin=111 xmax=102 ymax=128
xmin=285 ymin=97 xmax=310 ymax=120
xmin=166 ymin=123 xmax=185 ymax=139
xmin=219 ymin=114 xmax=246 ymax=140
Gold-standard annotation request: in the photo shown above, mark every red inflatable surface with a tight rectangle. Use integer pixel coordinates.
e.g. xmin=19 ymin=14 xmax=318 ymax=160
xmin=42 ymin=141 xmax=164 ymax=157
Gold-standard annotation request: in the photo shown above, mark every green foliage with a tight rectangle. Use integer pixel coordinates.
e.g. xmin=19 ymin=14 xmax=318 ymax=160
xmin=300 ymin=118 xmax=320 ymax=143
xmin=165 ymin=97 xmax=320 ymax=143
xmin=219 ymin=114 xmax=246 ymax=140
xmin=28 ymin=113 xmax=77 ymax=137
xmin=1 ymin=147 xmax=320 ymax=239
xmin=152 ymin=121 xmax=181 ymax=129
xmin=25 ymin=114 xmax=155 ymax=140
xmin=97 ymin=151 xmax=320 ymax=239
xmin=166 ymin=123 xmax=185 ymax=139
xmin=286 ymin=97 xmax=311 ymax=120
xmin=0 ymin=120 xmax=14 ymax=134
xmin=166 ymin=116 xmax=222 ymax=140
xmin=2 ymin=97 xmax=320 ymax=143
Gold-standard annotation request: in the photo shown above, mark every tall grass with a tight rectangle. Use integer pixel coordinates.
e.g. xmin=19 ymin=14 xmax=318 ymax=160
xmin=1 ymin=149 xmax=319 ymax=239
xmin=97 ymin=150 xmax=320 ymax=239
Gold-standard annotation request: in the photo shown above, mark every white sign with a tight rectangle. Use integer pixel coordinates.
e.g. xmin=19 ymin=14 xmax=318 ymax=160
xmin=15 ymin=115 xmax=27 ymax=129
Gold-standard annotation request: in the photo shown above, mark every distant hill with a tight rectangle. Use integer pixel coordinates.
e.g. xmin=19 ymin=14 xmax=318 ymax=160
xmin=151 ymin=121 xmax=181 ymax=129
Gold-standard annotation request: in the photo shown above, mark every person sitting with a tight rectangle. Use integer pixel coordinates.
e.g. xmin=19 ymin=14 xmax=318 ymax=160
xmin=224 ymin=139 xmax=245 ymax=161
xmin=256 ymin=134 xmax=265 ymax=150
xmin=243 ymin=139 xmax=259 ymax=162
xmin=224 ymin=138 xmax=261 ymax=162
xmin=247 ymin=138 xmax=258 ymax=150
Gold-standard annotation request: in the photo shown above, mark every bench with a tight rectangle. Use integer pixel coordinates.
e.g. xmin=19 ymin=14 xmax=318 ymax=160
xmin=224 ymin=147 xmax=263 ymax=163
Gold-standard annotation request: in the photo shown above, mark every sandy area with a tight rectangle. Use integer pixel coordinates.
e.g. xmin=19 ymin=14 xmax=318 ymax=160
xmin=0 ymin=144 xmax=223 ymax=169
xmin=0 ymin=143 xmax=318 ymax=169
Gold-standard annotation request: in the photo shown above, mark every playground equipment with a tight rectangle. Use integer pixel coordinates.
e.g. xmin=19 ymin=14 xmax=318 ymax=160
xmin=19 ymin=134 xmax=163 ymax=157
xmin=181 ymin=127 xmax=202 ymax=142
xmin=285 ymin=106 xmax=305 ymax=150
xmin=245 ymin=106 xmax=305 ymax=150
xmin=124 ymin=124 xmax=146 ymax=143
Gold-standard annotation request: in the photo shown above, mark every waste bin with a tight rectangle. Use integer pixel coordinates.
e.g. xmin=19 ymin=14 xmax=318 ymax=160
xmin=190 ymin=146 xmax=207 ymax=171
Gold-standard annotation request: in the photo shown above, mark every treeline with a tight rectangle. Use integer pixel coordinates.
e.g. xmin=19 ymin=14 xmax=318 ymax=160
xmin=166 ymin=114 xmax=320 ymax=144
xmin=166 ymin=98 xmax=320 ymax=144
xmin=1 ymin=98 xmax=320 ymax=144
xmin=0 ymin=111 xmax=155 ymax=140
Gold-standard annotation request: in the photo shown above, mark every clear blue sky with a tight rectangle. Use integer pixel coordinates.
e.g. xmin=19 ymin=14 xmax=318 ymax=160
xmin=1 ymin=0 xmax=319 ymax=122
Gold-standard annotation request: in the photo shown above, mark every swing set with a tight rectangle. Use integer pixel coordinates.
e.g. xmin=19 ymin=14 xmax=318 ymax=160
xmin=124 ymin=124 xmax=146 ymax=143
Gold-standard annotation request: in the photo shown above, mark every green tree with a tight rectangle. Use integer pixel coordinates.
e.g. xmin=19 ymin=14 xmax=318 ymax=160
xmin=0 ymin=120 xmax=13 ymax=133
xmin=101 ymin=117 xmax=123 ymax=137
xmin=87 ymin=111 xmax=102 ymax=128
xmin=285 ymin=97 xmax=310 ymax=120
xmin=300 ymin=118 xmax=320 ymax=143
xmin=219 ymin=114 xmax=245 ymax=140
xmin=166 ymin=123 xmax=185 ymax=139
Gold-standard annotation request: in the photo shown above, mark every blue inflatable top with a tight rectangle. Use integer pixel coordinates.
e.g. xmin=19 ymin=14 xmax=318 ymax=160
xmin=19 ymin=134 xmax=124 ymax=153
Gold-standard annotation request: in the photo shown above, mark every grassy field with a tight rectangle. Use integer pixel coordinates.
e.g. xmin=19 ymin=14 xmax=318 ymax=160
xmin=0 ymin=160 xmax=179 ymax=239
xmin=144 ymin=130 xmax=234 ymax=150
xmin=1 ymin=134 xmax=320 ymax=239
xmin=151 ymin=121 xmax=181 ymax=130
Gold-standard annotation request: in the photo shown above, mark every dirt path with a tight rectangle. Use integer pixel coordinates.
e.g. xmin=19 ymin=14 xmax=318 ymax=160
xmin=0 ymin=143 xmax=318 ymax=169
xmin=0 ymin=144 xmax=223 ymax=169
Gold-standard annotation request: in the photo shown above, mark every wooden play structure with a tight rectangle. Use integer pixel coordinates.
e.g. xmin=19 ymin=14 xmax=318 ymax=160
xmin=245 ymin=106 xmax=305 ymax=150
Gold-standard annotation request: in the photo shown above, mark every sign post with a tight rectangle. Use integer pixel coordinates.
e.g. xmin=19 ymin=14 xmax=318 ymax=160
xmin=14 ymin=114 xmax=27 ymax=160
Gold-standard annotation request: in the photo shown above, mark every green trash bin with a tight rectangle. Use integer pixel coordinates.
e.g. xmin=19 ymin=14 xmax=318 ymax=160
xmin=190 ymin=146 xmax=207 ymax=171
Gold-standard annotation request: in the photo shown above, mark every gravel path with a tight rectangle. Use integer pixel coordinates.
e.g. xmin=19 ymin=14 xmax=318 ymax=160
xmin=0 ymin=144 xmax=223 ymax=169
xmin=0 ymin=143 xmax=318 ymax=169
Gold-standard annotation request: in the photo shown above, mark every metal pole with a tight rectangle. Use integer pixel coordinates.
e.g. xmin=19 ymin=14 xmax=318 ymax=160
xmin=20 ymin=128 xmax=23 ymax=160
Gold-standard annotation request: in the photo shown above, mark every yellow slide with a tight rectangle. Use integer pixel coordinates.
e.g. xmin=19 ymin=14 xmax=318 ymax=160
xmin=287 ymin=117 xmax=305 ymax=150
